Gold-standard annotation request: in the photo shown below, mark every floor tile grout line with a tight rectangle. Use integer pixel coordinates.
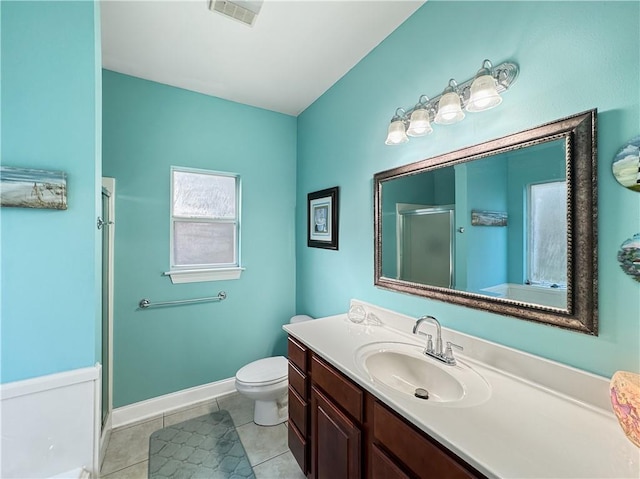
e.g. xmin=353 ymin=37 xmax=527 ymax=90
xmin=102 ymin=458 xmax=148 ymax=477
xmin=236 ymin=421 xmax=290 ymax=469
xmin=102 ymin=418 xmax=161 ymax=475
xmin=251 ymin=450 xmax=291 ymax=468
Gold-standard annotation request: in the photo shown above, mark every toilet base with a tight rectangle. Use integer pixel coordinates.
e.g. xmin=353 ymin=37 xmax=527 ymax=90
xmin=254 ymin=394 xmax=288 ymax=426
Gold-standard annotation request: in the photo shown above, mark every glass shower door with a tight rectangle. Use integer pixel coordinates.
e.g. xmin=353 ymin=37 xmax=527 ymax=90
xmin=399 ymin=207 xmax=454 ymax=288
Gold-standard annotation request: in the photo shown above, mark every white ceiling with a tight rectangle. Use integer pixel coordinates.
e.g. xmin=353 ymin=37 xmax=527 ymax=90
xmin=100 ymin=0 xmax=425 ymax=116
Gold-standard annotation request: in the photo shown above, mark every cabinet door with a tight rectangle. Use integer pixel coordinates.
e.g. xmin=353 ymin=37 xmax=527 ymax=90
xmin=311 ymin=386 xmax=361 ymax=479
xmin=371 ymin=444 xmax=411 ymax=479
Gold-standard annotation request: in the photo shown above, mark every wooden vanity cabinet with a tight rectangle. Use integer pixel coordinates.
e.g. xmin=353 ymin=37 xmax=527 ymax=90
xmin=287 ymin=336 xmax=485 ymax=479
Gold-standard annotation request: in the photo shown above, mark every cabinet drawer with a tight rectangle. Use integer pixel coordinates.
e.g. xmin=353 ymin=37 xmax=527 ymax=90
xmin=289 ymin=362 xmax=307 ymax=397
xmin=311 ymin=355 xmax=363 ymax=423
xmin=371 ymin=443 xmax=411 ymax=479
xmin=289 ymin=385 xmax=308 ymax=436
xmin=373 ymin=402 xmax=482 ymax=479
xmin=288 ymin=336 xmax=308 ymax=372
xmin=288 ymin=421 xmax=308 ymax=475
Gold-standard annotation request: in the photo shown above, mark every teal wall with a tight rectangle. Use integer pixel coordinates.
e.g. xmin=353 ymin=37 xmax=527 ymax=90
xmin=1 ymin=1 xmax=102 ymax=384
xmin=296 ymin=1 xmax=640 ymax=377
xmin=102 ymin=71 xmax=297 ymax=407
xmin=461 ymin=156 xmax=508 ymax=294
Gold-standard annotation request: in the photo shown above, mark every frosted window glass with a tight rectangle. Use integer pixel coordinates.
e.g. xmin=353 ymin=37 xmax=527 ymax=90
xmin=173 ymin=171 xmax=236 ymax=218
xmin=173 ymin=222 xmax=235 ymax=266
xmin=529 ymin=181 xmax=567 ymax=285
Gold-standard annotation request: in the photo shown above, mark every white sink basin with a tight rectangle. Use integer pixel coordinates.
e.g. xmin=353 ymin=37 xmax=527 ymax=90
xmin=355 ymin=342 xmax=491 ymax=407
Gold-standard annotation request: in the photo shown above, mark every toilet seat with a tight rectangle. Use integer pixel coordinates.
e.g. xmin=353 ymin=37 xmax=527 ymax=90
xmin=235 ymin=356 xmax=287 ymax=386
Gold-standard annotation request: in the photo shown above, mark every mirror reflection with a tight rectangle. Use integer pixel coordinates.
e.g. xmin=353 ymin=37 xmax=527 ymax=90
xmin=374 ymin=109 xmax=597 ymax=334
xmin=380 ymin=139 xmax=568 ymax=309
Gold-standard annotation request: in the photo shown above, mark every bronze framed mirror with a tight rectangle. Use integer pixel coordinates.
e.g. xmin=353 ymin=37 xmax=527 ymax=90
xmin=374 ymin=110 xmax=597 ymax=334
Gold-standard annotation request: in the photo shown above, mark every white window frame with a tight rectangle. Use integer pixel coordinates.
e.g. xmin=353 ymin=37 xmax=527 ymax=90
xmin=165 ymin=166 xmax=243 ymax=284
xmin=526 ymin=180 xmax=567 ymax=288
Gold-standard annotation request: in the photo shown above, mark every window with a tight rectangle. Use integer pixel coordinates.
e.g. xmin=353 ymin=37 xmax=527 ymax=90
xmin=527 ymin=181 xmax=567 ymax=286
xmin=166 ymin=167 xmax=242 ymax=283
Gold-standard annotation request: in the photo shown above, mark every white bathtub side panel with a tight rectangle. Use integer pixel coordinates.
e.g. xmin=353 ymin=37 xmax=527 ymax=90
xmin=481 ymin=283 xmax=567 ymax=309
xmin=0 ymin=367 xmax=99 ymax=478
xmin=506 ymin=284 xmax=567 ymax=309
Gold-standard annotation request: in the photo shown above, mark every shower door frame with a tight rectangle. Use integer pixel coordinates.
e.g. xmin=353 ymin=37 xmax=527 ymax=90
xmin=100 ymin=177 xmax=115 ymax=463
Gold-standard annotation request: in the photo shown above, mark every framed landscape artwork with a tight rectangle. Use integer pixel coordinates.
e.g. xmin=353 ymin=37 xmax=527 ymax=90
xmin=307 ymin=186 xmax=339 ymax=250
xmin=0 ymin=166 xmax=67 ymax=210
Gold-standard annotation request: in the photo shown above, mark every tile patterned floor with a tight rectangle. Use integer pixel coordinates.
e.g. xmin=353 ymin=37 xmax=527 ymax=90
xmin=100 ymin=393 xmax=305 ymax=479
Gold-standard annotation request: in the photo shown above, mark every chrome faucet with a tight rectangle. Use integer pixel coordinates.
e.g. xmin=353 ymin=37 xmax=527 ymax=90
xmin=413 ymin=315 xmax=443 ymax=355
xmin=413 ymin=315 xmax=463 ymax=366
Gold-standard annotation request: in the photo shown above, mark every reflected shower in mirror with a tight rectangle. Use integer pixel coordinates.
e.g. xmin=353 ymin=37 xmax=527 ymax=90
xmin=374 ymin=110 xmax=597 ymax=334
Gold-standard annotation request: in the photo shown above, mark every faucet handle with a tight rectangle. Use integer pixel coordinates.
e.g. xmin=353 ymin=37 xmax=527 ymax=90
xmin=444 ymin=342 xmax=463 ymax=363
xmin=425 ymin=334 xmax=434 ymax=354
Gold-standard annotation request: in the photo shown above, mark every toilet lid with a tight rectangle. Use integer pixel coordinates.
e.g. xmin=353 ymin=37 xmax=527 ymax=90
xmin=236 ymin=356 xmax=287 ymax=385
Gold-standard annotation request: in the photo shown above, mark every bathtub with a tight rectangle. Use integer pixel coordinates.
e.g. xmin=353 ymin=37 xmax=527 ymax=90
xmin=481 ymin=283 xmax=567 ymax=309
xmin=0 ymin=365 xmax=101 ymax=478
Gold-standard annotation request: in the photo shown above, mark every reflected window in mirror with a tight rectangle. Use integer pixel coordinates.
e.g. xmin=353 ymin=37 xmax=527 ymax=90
xmin=528 ymin=180 xmax=567 ymax=288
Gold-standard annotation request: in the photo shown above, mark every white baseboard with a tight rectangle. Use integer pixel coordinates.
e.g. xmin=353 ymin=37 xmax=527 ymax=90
xmin=112 ymin=377 xmax=236 ymax=429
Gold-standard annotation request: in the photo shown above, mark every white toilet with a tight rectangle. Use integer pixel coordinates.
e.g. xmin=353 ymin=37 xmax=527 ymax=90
xmin=235 ymin=315 xmax=313 ymax=426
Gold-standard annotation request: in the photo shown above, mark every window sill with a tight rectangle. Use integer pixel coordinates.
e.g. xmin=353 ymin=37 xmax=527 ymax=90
xmin=164 ymin=267 xmax=245 ymax=284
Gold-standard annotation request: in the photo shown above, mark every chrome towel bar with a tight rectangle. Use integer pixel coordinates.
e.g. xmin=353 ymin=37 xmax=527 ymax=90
xmin=138 ymin=291 xmax=227 ymax=309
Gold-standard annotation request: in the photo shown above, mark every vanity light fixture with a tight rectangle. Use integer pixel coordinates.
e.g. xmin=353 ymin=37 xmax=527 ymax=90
xmin=385 ymin=59 xmax=519 ymax=145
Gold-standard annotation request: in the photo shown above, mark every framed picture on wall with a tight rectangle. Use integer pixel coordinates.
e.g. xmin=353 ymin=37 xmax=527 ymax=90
xmin=307 ymin=186 xmax=339 ymax=250
xmin=0 ymin=166 xmax=67 ymax=210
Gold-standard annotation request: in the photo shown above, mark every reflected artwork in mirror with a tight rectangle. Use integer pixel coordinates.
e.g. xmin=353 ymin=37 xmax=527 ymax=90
xmin=374 ymin=110 xmax=597 ymax=334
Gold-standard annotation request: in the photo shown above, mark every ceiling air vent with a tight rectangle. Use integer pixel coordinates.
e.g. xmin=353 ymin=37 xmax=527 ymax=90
xmin=209 ymin=0 xmax=263 ymax=27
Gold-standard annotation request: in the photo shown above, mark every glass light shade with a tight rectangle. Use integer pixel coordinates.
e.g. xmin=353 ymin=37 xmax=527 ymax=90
xmin=434 ymin=92 xmax=465 ymax=125
xmin=385 ymin=120 xmax=409 ymax=145
xmin=407 ymin=109 xmax=433 ymax=137
xmin=466 ymin=74 xmax=502 ymax=112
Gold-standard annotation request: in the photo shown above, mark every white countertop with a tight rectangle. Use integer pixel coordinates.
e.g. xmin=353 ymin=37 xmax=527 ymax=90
xmin=283 ymin=300 xmax=640 ymax=479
